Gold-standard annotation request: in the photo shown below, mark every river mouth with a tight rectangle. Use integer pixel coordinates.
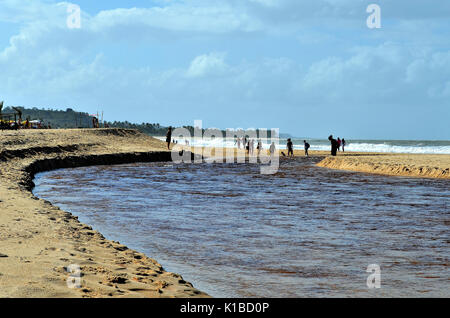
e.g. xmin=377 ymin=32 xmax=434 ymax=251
xmin=33 ymin=158 xmax=449 ymax=297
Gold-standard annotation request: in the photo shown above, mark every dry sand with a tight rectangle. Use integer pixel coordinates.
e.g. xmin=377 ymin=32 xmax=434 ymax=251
xmin=0 ymin=129 xmax=208 ymax=298
xmin=317 ymin=153 xmax=450 ymax=179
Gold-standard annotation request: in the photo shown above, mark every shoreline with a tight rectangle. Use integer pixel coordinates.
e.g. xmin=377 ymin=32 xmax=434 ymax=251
xmin=1 ymin=129 xmax=448 ymax=297
xmin=0 ymin=128 xmax=208 ymax=297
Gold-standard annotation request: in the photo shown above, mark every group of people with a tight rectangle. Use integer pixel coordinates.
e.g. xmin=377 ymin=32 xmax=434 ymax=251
xmin=286 ymin=136 xmax=346 ymax=157
xmin=166 ymin=126 xmax=346 ymax=158
xmin=328 ymin=135 xmax=346 ymax=156
xmin=235 ymin=137 xmax=263 ymax=155
xmin=285 ymin=139 xmax=310 ymax=158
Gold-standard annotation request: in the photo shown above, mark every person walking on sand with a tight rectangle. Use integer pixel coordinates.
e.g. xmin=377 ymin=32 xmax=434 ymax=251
xmin=166 ymin=127 xmax=173 ymax=150
xmin=328 ymin=135 xmax=338 ymax=156
xmin=270 ymin=142 xmax=276 ymax=156
xmin=337 ymin=137 xmax=341 ymax=151
xmin=257 ymin=139 xmax=262 ymax=155
xmin=342 ymin=138 xmax=346 ymax=152
xmin=304 ymin=140 xmax=310 ymax=157
xmin=287 ymin=138 xmax=294 ymax=158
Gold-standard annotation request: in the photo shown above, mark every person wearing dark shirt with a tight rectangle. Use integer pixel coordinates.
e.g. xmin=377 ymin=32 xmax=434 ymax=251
xmin=166 ymin=127 xmax=173 ymax=150
xmin=304 ymin=140 xmax=310 ymax=156
xmin=287 ymin=138 xmax=294 ymax=158
xmin=328 ymin=135 xmax=338 ymax=156
xmin=342 ymin=138 xmax=346 ymax=152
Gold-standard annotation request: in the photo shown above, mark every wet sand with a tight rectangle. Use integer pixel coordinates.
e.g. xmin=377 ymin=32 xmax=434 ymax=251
xmin=0 ymin=129 xmax=207 ymax=297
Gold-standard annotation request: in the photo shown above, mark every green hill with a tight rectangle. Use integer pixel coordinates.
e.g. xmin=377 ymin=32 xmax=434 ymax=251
xmin=1 ymin=106 xmax=286 ymax=137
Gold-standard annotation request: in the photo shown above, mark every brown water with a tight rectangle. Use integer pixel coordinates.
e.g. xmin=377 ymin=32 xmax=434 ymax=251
xmin=33 ymin=158 xmax=449 ymax=297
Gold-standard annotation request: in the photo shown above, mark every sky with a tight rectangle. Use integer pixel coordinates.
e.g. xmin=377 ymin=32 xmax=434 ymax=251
xmin=0 ymin=0 xmax=449 ymax=139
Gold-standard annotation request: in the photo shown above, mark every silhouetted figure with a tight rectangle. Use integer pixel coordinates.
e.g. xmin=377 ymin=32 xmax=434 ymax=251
xmin=304 ymin=140 xmax=310 ymax=156
xmin=328 ymin=135 xmax=338 ymax=156
xmin=270 ymin=142 xmax=276 ymax=156
xmin=337 ymin=137 xmax=341 ymax=151
xmin=166 ymin=127 xmax=173 ymax=150
xmin=287 ymin=138 xmax=294 ymax=158
xmin=342 ymin=138 xmax=346 ymax=152
xmin=257 ymin=139 xmax=262 ymax=155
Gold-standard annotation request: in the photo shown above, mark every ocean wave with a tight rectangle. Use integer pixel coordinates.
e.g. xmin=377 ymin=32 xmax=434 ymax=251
xmin=155 ymin=137 xmax=450 ymax=154
xmin=308 ymin=143 xmax=450 ymax=154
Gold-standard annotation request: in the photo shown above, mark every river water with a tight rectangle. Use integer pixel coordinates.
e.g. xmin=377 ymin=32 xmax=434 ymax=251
xmin=33 ymin=157 xmax=449 ymax=297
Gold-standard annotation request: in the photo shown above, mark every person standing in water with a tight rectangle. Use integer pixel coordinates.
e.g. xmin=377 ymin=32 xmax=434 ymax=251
xmin=342 ymin=138 xmax=346 ymax=152
xmin=287 ymin=138 xmax=294 ymax=158
xmin=304 ymin=140 xmax=310 ymax=157
xmin=328 ymin=135 xmax=338 ymax=156
xmin=166 ymin=127 xmax=173 ymax=150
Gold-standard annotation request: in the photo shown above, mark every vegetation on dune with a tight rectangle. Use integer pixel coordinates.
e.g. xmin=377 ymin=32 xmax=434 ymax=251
xmin=1 ymin=106 xmax=289 ymax=137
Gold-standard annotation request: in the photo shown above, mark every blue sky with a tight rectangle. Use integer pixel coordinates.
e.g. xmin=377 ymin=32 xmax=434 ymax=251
xmin=0 ymin=0 xmax=449 ymax=139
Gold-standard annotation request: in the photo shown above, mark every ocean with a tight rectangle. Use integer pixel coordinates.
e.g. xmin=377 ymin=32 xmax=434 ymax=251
xmin=33 ymin=157 xmax=450 ymax=297
xmin=155 ymin=137 xmax=450 ymax=154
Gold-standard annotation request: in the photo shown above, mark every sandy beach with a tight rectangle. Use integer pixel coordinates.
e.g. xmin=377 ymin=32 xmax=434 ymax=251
xmin=317 ymin=153 xmax=450 ymax=179
xmin=0 ymin=128 xmax=208 ymax=298
xmin=0 ymin=129 xmax=448 ymax=297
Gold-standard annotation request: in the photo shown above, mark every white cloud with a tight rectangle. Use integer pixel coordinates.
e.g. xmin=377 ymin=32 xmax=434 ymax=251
xmin=0 ymin=0 xmax=449 ymax=138
xmin=186 ymin=52 xmax=229 ymax=78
